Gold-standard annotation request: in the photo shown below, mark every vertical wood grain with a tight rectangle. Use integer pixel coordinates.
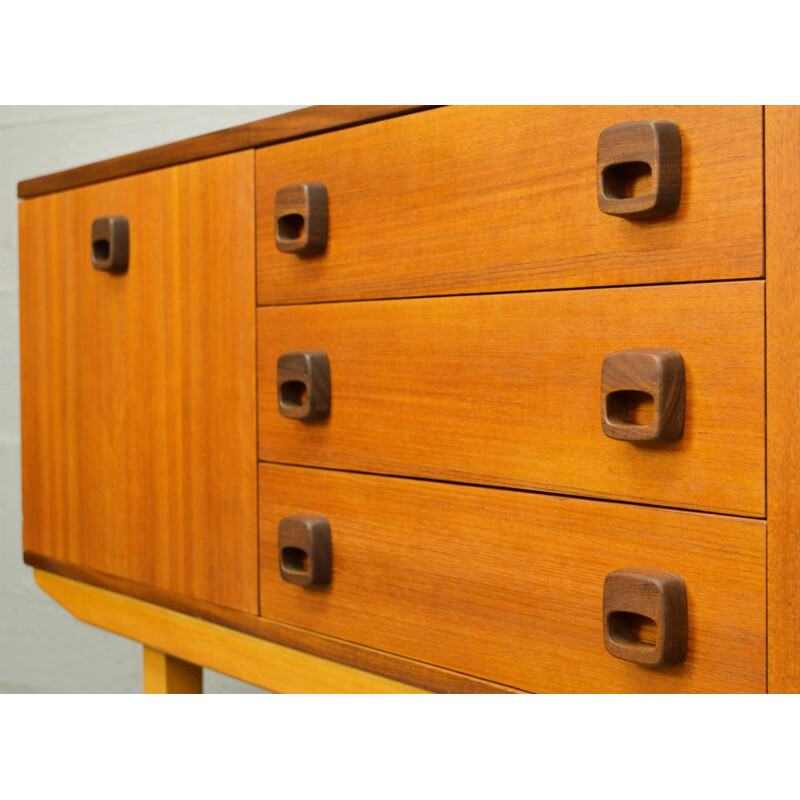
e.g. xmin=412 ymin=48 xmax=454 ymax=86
xmin=766 ymin=106 xmax=800 ymax=693
xmin=143 ymin=647 xmax=203 ymax=694
xmin=19 ymin=151 xmax=258 ymax=614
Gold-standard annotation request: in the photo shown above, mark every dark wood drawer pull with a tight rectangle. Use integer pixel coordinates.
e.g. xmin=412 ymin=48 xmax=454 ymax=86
xmin=603 ymin=567 xmax=688 ymax=666
xmin=278 ymin=514 xmax=332 ymax=586
xmin=597 ymin=121 xmax=681 ymax=219
xmin=277 ymin=350 xmax=331 ymax=421
xmin=601 ymin=348 xmax=685 ymax=443
xmin=274 ymin=182 xmax=328 ymax=255
xmin=91 ymin=216 xmax=129 ymax=273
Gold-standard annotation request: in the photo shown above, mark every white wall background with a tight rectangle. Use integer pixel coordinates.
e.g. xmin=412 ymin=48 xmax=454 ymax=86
xmin=0 ymin=105 xmax=306 ymax=693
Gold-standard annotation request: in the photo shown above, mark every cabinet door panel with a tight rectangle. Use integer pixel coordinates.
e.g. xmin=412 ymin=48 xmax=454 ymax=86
xmin=19 ymin=152 xmax=257 ymax=613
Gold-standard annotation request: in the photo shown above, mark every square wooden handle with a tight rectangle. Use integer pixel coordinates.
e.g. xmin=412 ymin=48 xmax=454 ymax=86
xmin=601 ymin=348 xmax=685 ymax=443
xmin=277 ymin=350 xmax=331 ymax=421
xmin=91 ymin=216 xmax=129 ymax=273
xmin=274 ymin=182 xmax=328 ymax=255
xmin=597 ymin=121 xmax=681 ymax=219
xmin=278 ymin=514 xmax=332 ymax=586
xmin=603 ymin=567 xmax=688 ymax=666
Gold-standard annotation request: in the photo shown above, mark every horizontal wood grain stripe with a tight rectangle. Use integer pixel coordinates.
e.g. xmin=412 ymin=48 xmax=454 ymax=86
xmin=258 ymin=280 xmax=765 ymax=516
xmin=259 ymin=463 xmax=766 ymax=693
xmin=18 ymin=106 xmax=436 ymax=199
xmin=25 ymin=552 xmax=516 ymax=693
xmin=257 ymin=105 xmax=763 ymax=303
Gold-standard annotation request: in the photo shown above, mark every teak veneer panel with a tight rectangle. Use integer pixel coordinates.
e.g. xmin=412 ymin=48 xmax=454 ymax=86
xmin=19 ymin=152 xmax=258 ymax=613
xmin=259 ymin=464 xmax=766 ymax=693
xmin=257 ymin=105 xmax=763 ymax=304
xmin=258 ymin=281 xmax=765 ymax=516
xmin=766 ymin=105 xmax=800 ymax=693
xmin=18 ymin=106 xmax=435 ymax=199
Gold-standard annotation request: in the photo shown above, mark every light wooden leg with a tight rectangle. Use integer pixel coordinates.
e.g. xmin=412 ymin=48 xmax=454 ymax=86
xmin=143 ymin=646 xmax=203 ymax=694
xmin=37 ymin=570 xmax=427 ymax=693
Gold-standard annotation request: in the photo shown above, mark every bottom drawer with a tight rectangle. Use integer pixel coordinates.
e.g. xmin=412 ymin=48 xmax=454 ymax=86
xmin=258 ymin=464 xmax=765 ymax=693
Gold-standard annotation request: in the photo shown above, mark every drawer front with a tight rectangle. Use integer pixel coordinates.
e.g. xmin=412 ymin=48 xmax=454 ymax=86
xmin=258 ymin=281 xmax=764 ymax=516
xmin=259 ymin=464 xmax=766 ymax=693
xmin=19 ymin=152 xmax=258 ymax=614
xmin=257 ymin=106 xmax=763 ymax=305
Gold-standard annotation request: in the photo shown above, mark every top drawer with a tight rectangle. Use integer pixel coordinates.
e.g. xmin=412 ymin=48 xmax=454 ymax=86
xmin=257 ymin=106 xmax=763 ymax=305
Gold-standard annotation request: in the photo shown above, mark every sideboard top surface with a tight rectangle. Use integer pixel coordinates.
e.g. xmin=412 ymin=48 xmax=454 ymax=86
xmin=16 ymin=105 xmax=437 ymax=199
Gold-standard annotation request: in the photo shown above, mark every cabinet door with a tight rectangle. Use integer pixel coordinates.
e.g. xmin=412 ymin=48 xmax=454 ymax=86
xmin=19 ymin=152 xmax=257 ymax=614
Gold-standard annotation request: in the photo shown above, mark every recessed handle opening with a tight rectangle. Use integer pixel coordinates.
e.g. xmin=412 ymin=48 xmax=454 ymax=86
xmin=608 ymin=611 xmax=658 ymax=649
xmin=602 ymin=161 xmax=652 ymax=199
xmin=606 ymin=390 xmax=655 ymax=426
xmin=279 ymin=380 xmax=308 ymax=408
xmin=277 ymin=213 xmax=305 ymax=242
xmin=281 ymin=547 xmax=309 ymax=575
xmin=92 ymin=239 xmax=111 ymax=262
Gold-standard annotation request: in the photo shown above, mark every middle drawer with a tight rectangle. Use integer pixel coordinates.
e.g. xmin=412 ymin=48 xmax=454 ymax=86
xmin=258 ymin=280 xmax=764 ymax=517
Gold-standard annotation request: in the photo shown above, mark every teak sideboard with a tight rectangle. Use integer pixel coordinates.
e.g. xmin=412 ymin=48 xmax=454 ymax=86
xmin=18 ymin=105 xmax=800 ymax=693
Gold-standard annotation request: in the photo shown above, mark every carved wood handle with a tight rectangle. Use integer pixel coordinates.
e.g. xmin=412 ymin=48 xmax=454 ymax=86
xmin=91 ymin=216 xmax=129 ymax=273
xmin=603 ymin=567 xmax=688 ymax=666
xmin=601 ymin=348 xmax=685 ymax=443
xmin=597 ymin=121 xmax=681 ymax=219
xmin=277 ymin=350 xmax=331 ymax=421
xmin=278 ymin=514 xmax=332 ymax=586
xmin=274 ymin=182 xmax=328 ymax=255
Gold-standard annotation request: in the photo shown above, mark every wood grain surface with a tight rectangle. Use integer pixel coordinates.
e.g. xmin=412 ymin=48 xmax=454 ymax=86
xmin=18 ymin=106 xmax=435 ymax=199
xmin=258 ymin=281 xmax=765 ymax=516
xmin=766 ymin=105 xmax=800 ymax=693
xmin=19 ymin=152 xmax=258 ymax=613
xmin=35 ymin=570 xmax=429 ymax=694
xmin=256 ymin=105 xmax=763 ymax=304
xmin=25 ymin=552 xmax=515 ymax=693
xmin=258 ymin=464 xmax=766 ymax=693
